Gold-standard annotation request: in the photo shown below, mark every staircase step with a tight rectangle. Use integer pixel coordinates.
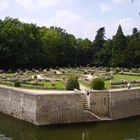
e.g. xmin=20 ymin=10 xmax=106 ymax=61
xmin=83 ymin=105 xmax=88 ymax=106
xmin=83 ymin=106 xmax=90 ymax=108
xmin=100 ymin=117 xmax=111 ymax=121
xmin=83 ymin=106 xmax=89 ymax=108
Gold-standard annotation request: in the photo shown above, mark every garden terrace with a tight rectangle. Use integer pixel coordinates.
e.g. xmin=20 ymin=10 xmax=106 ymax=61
xmin=0 ymin=67 xmax=139 ymax=90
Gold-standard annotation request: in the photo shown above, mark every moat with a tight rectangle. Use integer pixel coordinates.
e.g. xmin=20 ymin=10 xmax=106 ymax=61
xmin=1 ymin=113 xmax=140 ymax=140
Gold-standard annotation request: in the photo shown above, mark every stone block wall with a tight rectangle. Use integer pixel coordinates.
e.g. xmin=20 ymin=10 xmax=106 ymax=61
xmin=0 ymin=86 xmax=98 ymax=125
xmin=109 ymin=88 xmax=140 ymax=119
xmin=0 ymin=85 xmax=140 ymax=125
xmin=0 ymin=86 xmax=36 ymax=124
xmin=35 ymin=93 xmax=98 ymax=125
xmin=90 ymin=90 xmax=109 ymax=117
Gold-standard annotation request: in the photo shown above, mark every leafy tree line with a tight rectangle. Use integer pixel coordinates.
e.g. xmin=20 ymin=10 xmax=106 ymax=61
xmin=0 ymin=17 xmax=139 ymax=69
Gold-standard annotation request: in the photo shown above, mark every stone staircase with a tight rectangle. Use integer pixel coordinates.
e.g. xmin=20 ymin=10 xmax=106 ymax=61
xmin=82 ymin=94 xmax=111 ymax=121
xmin=83 ymin=95 xmax=90 ymax=110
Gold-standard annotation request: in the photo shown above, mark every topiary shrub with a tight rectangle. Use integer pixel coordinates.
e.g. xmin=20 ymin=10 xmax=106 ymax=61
xmin=106 ymin=67 xmax=110 ymax=72
xmin=32 ymin=75 xmax=37 ymax=79
xmin=90 ymin=78 xmax=105 ymax=90
xmin=66 ymin=76 xmax=79 ymax=90
xmin=14 ymin=81 xmax=21 ymax=87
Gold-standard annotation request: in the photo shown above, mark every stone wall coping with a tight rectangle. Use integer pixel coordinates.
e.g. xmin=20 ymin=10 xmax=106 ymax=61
xmin=0 ymin=85 xmax=75 ymax=95
xmin=86 ymin=87 xmax=140 ymax=93
xmin=0 ymin=85 xmax=139 ymax=96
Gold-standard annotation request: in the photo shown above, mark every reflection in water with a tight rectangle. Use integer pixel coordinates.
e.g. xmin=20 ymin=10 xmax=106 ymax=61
xmin=82 ymin=131 xmax=89 ymax=140
xmin=1 ymin=113 xmax=140 ymax=140
xmin=124 ymin=138 xmax=140 ymax=140
xmin=0 ymin=133 xmax=12 ymax=140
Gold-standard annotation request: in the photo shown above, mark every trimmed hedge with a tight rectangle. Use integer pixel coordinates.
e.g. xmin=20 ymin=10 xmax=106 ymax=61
xmin=14 ymin=81 xmax=21 ymax=87
xmin=91 ymin=78 xmax=105 ymax=90
xmin=66 ymin=76 xmax=79 ymax=90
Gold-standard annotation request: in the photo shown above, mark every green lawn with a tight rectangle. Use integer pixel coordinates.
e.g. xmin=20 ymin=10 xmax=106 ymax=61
xmin=0 ymin=73 xmax=15 ymax=77
xmin=0 ymin=80 xmax=65 ymax=90
xmin=42 ymin=81 xmax=65 ymax=89
xmin=112 ymin=74 xmax=140 ymax=82
xmin=80 ymin=74 xmax=140 ymax=89
xmin=105 ymin=74 xmax=140 ymax=89
xmin=0 ymin=71 xmax=140 ymax=90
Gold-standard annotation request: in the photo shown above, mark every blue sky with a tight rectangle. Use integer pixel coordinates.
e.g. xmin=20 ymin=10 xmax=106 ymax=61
xmin=0 ymin=0 xmax=140 ymax=40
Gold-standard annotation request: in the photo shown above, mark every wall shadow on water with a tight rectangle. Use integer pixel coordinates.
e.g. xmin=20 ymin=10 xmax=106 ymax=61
xmin=1 ymin=113 xmax=140 ymax=140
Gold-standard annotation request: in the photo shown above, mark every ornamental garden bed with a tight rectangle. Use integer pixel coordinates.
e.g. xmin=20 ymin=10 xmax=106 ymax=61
xmin=0 ymin=67 xmax=139 ymax=90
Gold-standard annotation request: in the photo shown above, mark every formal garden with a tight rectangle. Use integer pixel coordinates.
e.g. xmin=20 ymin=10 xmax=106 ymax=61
xmin=0 ymin=67 xmax=139 ymax=90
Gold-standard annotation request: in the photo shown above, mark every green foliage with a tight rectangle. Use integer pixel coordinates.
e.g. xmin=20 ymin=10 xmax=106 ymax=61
xmin=112 ymin=25 xmax=128 ymax=67
xmin=91 ymin=27 xmax=106 ymax=66
xmin=0 ymin=17 xmax=139 ymax=69
xmin=106 ymin=67 xmax=110 ymax=72
xmin=33 ymin=75 xmax=37 ymax=79
xmin=66 ymin=76 xmax=79 ymax=90
xmin=14 ymin=81 xmax=20 ymax=87
xmin=90 ymin=78 xmax=105 ymax=90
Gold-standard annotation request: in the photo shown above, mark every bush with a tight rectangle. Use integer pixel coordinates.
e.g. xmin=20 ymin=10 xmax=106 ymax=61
xmin=90 ymin=78 xmax=105 ymax=90
xmin=14 ymin=81 xmax=21 ymax=87
xmin=66 ymin=76 xmax=79 ymax=90
xmin=131 ymin=69 xmax=139 ymax=73
xmin=106 ymin=67 xmax=110 ymax=72
xmin=33 ymin=75 xmax=37 ymax=79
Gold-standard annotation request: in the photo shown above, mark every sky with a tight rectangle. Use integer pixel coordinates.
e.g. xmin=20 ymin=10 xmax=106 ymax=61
xmin=0 ymin=0 xmax=140 ymax=40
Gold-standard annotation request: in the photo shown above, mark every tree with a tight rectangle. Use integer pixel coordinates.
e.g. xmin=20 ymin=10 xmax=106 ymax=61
xmin=93 ymin=27 xmax=105 ymax=48
xmin=76 ymin=38 xmax=92 ymax=66
xmin=40 ymin=26 xmax=77 ymax=67
xmin=127 ymin=30 xmax=140 ymax=67
xmin=112 ymin=25 xmax=128 ymax=67
xmin=0 ymin=16 xmax=139 ymax=69
xmin=91 ymin=27 xmax=106 ymax=66
xmin=132 ymin=27 xmax=139 ymax=38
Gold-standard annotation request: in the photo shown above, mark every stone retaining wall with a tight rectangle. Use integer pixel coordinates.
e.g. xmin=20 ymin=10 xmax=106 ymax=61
xmin=90 ymin=90 xmax=109 ymax=117
xmin=0 ymin=86 xmax=37 ymax=124
xmin=0 ymin=85 xmax=140 ymax=125
xmin=109 ymin=88 xmax=140 ymax=119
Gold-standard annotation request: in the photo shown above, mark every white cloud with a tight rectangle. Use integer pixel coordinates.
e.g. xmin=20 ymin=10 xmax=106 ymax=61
xmin=0 ymin=0 xmax=9 ymax=11
xmin=106 ymin=18 xmax=139 ymax=38
xmin=19 ymin=10 xmax=98 ymax=40
xmin=112 ymin=0 xmax=127 ymax=3
xmin=117 ymin=18 xmax=138 ymax=28
xmin=19 ymin=17 xmax=42 ymax=25
xmin=16 ymin=0 xmax=58 ymax=9
xmin=47 ymin=10 xmax=98 ymax=39
xmin=16 ymin=0 xmax=71 ymax=9
xmin=99 ymin=3 xmax=111 ymax=13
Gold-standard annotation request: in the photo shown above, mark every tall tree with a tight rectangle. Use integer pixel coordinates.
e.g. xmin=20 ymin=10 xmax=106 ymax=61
xmin=127 ymin=29 xmax=140 ymax=67
xmin=91 ymin=27 xmax=106 ymax=66
xmin=112 ymin=25 xmax=128 ymax=67
xmin=76 ymin=38 xmax=92 ymax=66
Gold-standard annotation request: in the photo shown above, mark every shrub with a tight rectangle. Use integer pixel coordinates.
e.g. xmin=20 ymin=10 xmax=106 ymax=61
xmin=90 ymin=78 xmax=105 ymax=90
xmin=84 ymin=70 xmax=88 ymax=74
xmin=131 ymin=69 xmax=139 ymax=73
xmin=14 ymin=81 xmax=21 ymax=87
xmin=106 ymin=67 xmax=110 ymax=72
xmin=66 ymin=76 xmax=79 ymax=90
xmin=33 ymin=75 xmax=37 ymax=79
xmin=51 ymin=81 xmax=56 ymax=86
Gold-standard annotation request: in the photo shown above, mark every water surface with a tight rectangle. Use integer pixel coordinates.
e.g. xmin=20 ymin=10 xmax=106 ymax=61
xmin=0 ymin=113 xmax=140 ymax=140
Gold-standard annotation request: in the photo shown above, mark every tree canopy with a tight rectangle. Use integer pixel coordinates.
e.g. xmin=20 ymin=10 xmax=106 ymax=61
xmin=0 ymin=17 xmax=140 ymax=69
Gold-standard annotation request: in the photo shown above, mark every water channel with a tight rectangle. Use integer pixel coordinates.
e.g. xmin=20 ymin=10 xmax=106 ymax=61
xmin=0 ymin=113 xmax=140 ymax=140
